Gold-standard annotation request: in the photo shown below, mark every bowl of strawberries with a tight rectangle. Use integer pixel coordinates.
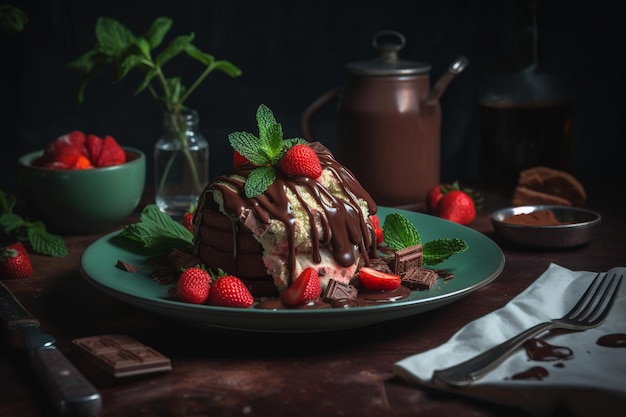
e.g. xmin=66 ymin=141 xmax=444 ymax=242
xmin=17 ymin=131 xmax=146 ymax=234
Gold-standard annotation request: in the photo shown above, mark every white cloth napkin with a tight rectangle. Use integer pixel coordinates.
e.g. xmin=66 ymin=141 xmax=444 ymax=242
xmin=393 ymin=264 xmax=626 ymax=417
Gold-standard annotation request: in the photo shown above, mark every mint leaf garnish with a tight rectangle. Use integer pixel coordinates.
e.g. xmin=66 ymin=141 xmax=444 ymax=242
xmin=245 ymin=166 xmax=276 ymax=198
xmin=228 ymin=131 xmax=271 ymax=165
xmin=382 ymin=213 xmax=421 ymax=251
xmin=0 ymin=190 xmax=68 ymax=257
xmin=226 ymin=104 xmax=309 ymax=198
xmin=121 ymin=204 xmax=193 ymax=252
xmin=382 ymin=212 xmax=468 ymax=266
xmin=423 ymin=238 xmax=468 ymax=266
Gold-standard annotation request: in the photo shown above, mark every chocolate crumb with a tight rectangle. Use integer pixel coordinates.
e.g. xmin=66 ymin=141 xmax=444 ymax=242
xmin=115 ymin=260 xmax=141 ymax=273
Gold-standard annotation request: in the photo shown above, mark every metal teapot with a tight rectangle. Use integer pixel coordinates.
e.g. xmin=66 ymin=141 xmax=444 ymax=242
xmin=301 ymin=30 xmax=467 ymax=207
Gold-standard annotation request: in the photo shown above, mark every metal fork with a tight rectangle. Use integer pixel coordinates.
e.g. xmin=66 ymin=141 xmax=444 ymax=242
xmin=432 ymin=272 xmax=623 ymax=387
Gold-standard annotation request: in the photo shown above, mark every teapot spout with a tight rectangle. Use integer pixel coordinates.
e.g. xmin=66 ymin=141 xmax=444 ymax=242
xmin=427 ymin=56 xmax=469 ymax=104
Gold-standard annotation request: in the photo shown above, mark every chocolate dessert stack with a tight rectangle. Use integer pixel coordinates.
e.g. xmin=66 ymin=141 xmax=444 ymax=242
xmin=193 ymin=142 xmax=379 ymax=297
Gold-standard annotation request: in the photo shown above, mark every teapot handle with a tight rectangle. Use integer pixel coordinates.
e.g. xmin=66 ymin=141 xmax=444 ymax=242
xmin=300 ymin=87 xmax=342 ymax=141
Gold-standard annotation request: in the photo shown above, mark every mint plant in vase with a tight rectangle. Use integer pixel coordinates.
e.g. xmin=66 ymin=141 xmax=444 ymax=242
xmin=69 ymin=17 xmax=242 ymax=218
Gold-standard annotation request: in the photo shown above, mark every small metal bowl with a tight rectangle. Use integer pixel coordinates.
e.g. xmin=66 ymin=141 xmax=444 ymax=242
xmin=490 ymin=205 xmax=601 ymax=249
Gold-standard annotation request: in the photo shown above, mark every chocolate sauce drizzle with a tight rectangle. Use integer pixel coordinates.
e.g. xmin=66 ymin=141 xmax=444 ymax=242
xmin=205 ymin=142 xmax=377 ymax=285
xmin=524 ymin=338 xmax=574 ymax=361
xmin=596 ymin=333 xmax=626 ymax=348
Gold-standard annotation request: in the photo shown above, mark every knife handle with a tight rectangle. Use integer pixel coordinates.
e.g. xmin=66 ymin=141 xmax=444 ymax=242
xmin=31 ymin=346 xmax=102 ymax=417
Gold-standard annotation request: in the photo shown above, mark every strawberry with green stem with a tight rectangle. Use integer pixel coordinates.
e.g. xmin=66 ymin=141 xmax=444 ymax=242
xmin=0 ymin=242 xmax=33 ymax=279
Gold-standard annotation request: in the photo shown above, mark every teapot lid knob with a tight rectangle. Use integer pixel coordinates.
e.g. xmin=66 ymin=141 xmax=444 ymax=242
xmin=372 ymin=30 xmax=406 ymax=63
xmin=346 ymin=30 xmax=430 ymax=76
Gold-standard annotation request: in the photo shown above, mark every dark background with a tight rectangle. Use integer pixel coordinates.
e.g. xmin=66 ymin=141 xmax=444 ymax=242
xmin=1 ymin=0 xmax=624 ymax=197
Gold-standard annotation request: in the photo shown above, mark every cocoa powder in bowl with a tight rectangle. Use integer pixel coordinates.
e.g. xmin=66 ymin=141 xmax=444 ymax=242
xmin=503 ymin=209 xmax=563 ymax=226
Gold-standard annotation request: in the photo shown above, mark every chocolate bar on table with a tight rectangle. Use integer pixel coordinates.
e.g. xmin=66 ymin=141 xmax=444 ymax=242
xmin=72 ymin=334 xmax=172 ymax=378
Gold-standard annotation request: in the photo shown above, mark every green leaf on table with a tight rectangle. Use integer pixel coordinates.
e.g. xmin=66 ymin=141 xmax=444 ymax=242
xmin=423 ymin=238 xmax=468 ymax=266
xmin=26 ymin=222 xmax=68 ymax=257
xmin=120 ymin=204 xmax=193 ymax=252
xmin=382 ymin=213 xmax=421 ymax=251
xmin=0 ymin=190 xmax=68 ymax=257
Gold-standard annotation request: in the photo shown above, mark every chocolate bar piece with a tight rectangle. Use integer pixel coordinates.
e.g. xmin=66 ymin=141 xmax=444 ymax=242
xmin=394 ymin=244 xmax=423 ymax=275
xmin=72 ymin=335 xmax=172 ymax=377
xmin=401 ymin=267 xmax=438 ymax=290
xmin=115 ymin=260 xmax=141 ymax=273
xmin=322 ymin=279 xmax=358 ymax=302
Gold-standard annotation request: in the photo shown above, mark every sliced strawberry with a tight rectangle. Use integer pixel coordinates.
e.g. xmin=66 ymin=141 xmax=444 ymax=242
xmin=42 ymin=131 xmax=88 ymax=167
xmin=86 ymin=134 xmax=104 ymax=164
xmin=96 ymin=135 xmax=126 ymax=167
xmin=358 ymin=267 xmax=401 ymax=291
xmin=72 ymin=155 xmax=94 ymax=169
xmin=281 ymin=267 xmax=322 ymax=306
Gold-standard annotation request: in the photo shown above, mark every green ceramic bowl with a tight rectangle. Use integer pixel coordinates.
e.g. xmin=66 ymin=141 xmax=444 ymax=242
xmin=17 ymin=147 xmax=146 ymax=234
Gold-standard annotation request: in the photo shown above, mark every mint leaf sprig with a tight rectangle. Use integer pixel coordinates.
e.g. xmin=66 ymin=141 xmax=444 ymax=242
xmin=68 ymin=16 xmax=242 ymax=114
xmin=120 ymin=204 xmax=193 ymax=253
xmin=0 ymin=190 xmax=68 ymax=257
xmin=382 ymin=212 xmax=468 ymax=266
xmin=228 ymin=104 xmax=306 ymax=198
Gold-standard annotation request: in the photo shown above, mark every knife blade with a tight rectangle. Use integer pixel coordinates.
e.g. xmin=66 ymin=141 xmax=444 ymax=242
xmin=0 ymin=281 xmax=102 ymax=417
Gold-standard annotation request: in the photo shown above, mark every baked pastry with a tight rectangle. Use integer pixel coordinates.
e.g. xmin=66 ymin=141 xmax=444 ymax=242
xmin=512 ymin=166 xmax=586 ymax=207
xmin=193 ymin=142 xmax=379 ymax=296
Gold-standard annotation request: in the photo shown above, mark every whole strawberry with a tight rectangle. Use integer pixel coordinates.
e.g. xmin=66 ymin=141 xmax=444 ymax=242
xmin=0 ymin=242 xmax=33 ymax=279
xmin=280 ymin=144 xmax=322 ymax=179
xmin=176 ymin=267 xmax=211 ymax=304
xmin=435 ymin=190 xmax=476 ymax=225
xmin=281 ymin=267 xmax=322 ymax=306
xmin=209 ymin=275 xmax=254 ymax=308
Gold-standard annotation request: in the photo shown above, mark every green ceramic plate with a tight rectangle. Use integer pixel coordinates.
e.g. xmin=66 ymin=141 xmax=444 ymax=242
xmin=80 ymin=207 xmax=505 ymax=333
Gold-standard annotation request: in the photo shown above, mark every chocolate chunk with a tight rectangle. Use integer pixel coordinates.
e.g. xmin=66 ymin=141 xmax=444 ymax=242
xmin=322 ymin=279 xmax=358 ymax=302
xmin=115 ymin=260 xmax=141 ymax=273
xmin=394 ymin=244 xmax=423 ymax=275
xmin=72 ymin=335 xmax=172 ymax=378
xmin=168 ymin=248 xmax=201 ymax=270
xmin=434 ymin=269 xmax=455 ymax=280
xmin=401 ymin=267 xmax=438 ymax=290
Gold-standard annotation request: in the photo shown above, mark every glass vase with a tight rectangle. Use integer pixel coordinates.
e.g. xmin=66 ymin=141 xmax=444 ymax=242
xmin=154 ymin=109 xmax=208 ymax=219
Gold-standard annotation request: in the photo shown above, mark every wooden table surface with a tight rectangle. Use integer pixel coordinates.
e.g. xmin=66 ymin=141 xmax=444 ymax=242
xmin=1 ymin=184 xmax=624 ymax=417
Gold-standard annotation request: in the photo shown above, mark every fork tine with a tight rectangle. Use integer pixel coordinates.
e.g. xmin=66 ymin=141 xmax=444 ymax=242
xmin=585 ymin=274 xmax=622 ymax=326
xmin=566 ymin=272 xmax=603 ymax=319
